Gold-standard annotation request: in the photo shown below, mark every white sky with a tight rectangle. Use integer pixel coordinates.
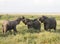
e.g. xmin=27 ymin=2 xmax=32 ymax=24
xmin=0 ymin=0 xmax=60 ymax=13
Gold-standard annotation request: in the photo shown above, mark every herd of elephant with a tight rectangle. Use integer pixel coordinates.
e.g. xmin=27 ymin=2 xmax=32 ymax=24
xmin=2 ymin=16 xmax=57 ymax=35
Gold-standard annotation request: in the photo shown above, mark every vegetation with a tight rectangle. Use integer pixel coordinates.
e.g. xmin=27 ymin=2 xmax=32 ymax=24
xmin=0 ymin=14 xmax=60 ymax=44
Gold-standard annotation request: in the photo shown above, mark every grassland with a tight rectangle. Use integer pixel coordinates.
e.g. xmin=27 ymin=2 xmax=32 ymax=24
xmin=0 ymin=15 xmax=60 ymax=44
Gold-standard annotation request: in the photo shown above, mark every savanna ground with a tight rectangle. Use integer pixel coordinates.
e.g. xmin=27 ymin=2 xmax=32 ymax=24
xmin=0 ymin=14 xmax=60 ymax=44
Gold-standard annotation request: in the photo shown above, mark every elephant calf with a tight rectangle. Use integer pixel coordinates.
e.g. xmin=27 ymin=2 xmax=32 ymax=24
xmin=22 ymin=16 xmax=41 ymax=32
xmin=39 ymin=16 xmax=57 ymax=31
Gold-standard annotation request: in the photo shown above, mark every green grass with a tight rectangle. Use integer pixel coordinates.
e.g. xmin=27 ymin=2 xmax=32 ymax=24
xmin=0 ymin=15 xmax=60 ymax=44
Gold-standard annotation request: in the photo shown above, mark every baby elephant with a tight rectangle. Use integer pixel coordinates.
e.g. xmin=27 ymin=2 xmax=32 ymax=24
xmin=39 ymin=16 xmax=57 ymax=31
xmin=2 ymin=17 xmax=22 ymax=35
xmin=22 ymin=16 xmax=41 ymax=32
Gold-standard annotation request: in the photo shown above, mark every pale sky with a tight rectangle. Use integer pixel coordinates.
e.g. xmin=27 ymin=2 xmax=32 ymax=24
xmin=0 ymin=0 xmax=60 ymax=13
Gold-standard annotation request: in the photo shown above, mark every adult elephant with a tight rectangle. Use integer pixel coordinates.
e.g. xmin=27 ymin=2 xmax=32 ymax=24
xmin=2 ymin=17 xmax=22 ymax=35
xmin=39 ymin=16 xmax=57 ymax=31
xmin=22 ymin=16 xmax=41 ymax=32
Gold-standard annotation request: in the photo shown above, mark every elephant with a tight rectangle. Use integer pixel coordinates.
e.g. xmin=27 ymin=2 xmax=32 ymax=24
xmin=39 ymin=16 xmax=57 ymax=31
xmin=2 ymin=17 xmax=22 ymax=35
xmin=22 ymin=16 xmax=41 ymax=32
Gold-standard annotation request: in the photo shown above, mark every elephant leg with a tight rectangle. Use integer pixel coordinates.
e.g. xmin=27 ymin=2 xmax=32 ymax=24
xmin=2 ymin=26 xmax=7 ymax=35
xmin=54 ymin=23 xmax=56 ymax=31
xmin=13 ymin=27 xmax=17 ymax=35
xmin=2 ymin=25 xmax=4 ymax=34
xmin=27 ymin=25 xmax=30 ymax=29
xmin=37 ymin=29 xmax=41 ymax=33
xmin=37 ymin=27 xmax=41 ymax=32
xmin=45 ymin=25 xmax=49 ymax=31
xmin=27 ymin=25 xmax=31 ymax=32
xmin=54 ymin=27 xmax=56 ymax=32
xmin=14 ymin=27 xmax=17 ymax=32
xmin=3 ymin=29 xmax=8 ymax=36
xmin=44 ymin=26 xmax=47 ymax=31
xmin=36 ymin=24 xmax=41 ymax=32
xmin=44 ymin=24 xmax=47 ymax=31
xmin=39 ymin=25 xmax=41 ymax=32
xmin=2 ymin=26 xmax=4 ymax=34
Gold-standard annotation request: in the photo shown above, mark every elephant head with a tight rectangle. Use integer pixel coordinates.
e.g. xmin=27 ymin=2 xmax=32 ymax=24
xmin=39 ymin=16 xmax=48 ymax=23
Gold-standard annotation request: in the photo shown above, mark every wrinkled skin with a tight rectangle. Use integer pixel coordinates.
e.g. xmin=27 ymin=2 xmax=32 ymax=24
xmin=2 ymin=17 xmax=22 ymax=35
xmin=22 ymin=16 xmax=41 ymax=32
xmin=39 ymin=16 xmax=57 ymax=31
